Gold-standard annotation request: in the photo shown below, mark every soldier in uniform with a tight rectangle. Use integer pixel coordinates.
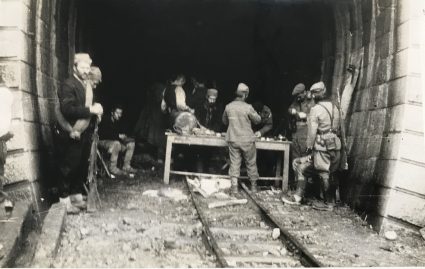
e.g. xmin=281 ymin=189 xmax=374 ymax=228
xmin=282 ymin=82 xmax=341 ymax=210
xmin=288 ymin=83 xmax=314 ymax=159
xmin=222 ymin=83 xmax=262 ymax=193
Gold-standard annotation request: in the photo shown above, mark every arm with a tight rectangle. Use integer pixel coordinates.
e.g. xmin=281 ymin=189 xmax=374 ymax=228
xmin=58 ymin=82 xmax=91 ymax=120
xmin=257 ymin=114 xmax=273 ymax=136
xmin=222 ymin=109 xmax=229 ymax=126
xmin=306 ymin=107 xmax=319 ymax=149
xmin=175 ymin=86 xmax=191 ymax=111
xmin=248 ymin=106 xmax=262 ymax=125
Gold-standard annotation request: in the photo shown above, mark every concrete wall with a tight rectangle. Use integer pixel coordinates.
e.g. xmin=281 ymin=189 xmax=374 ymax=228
xmin=326 ymin=0 xmax=425 ymax=231
xmin=0 ymin=0 xmax=73 ymax=210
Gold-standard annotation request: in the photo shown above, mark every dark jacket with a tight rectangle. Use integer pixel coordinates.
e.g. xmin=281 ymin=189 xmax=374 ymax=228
xmin=58 ymin=76 xmax=91 ymax=126
xmin=99 ymin=116 xmax=124 ymax=141
xmin=195 ymin=101 xmax=223 ymax=132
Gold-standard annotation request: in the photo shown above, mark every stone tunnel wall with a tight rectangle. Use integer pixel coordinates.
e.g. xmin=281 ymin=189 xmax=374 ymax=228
xmin=0 ymin=0 xmax=74 ymax=210
xmin=325 ymin=0 xmax=425 ymax=230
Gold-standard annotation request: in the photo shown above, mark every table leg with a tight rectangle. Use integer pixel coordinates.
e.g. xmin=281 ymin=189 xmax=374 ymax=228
xmin=164 ymin=136 xmax=173 ymax=185
xmin=282 ymin=149 xmax=289 ymax=193
xmin=275 ymin=154 xmax=282 ymax=188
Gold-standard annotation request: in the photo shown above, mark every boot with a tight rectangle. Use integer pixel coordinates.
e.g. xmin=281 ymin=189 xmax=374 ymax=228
xmin=231 ymin=177 xmax=238 ymax=194
xmin=110 ymin=166 xmax=125 ymax=176
xmin=122 ymin=165 xmax=137 ymax=174
xmin=60 ymin=196 xmax=80 ymax=215
xmin=70 ymin=193 xmax=87 ymax=210
xmin=250 ymin=180 xmax=258 ymax=192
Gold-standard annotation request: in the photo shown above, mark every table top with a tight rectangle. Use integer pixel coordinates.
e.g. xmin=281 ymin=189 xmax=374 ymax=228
xmin=166 ymin=132 xmax=291 ymax=150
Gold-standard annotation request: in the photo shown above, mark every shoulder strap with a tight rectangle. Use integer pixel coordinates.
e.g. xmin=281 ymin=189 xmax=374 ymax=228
xmin=317 ymin=102 xmax=334 ymax=129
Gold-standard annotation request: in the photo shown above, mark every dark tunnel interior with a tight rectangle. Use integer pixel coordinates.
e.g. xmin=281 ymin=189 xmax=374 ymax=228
xmin=75 ymin=0 xmax=330 ymax=132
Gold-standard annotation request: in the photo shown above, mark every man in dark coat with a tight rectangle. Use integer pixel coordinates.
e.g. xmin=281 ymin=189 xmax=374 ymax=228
xmin=57 ymin=53 xmax=103 ymax=214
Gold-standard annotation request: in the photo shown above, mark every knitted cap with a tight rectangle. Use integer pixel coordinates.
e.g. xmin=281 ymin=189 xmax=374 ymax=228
xmin=236 ymin=83 xmax=249 ymax=94
xmin=292 ymin=83 xmax=306 ymax=96
xmin=207 ymin=88 xmax=218 ymax=98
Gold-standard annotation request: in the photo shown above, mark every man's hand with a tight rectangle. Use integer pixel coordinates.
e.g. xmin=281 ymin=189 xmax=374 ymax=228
xmin=255 ymin=131 xmax=261 ymax=138
xmin=119 ymin=134 xmax=127 ymax=140
xmin=89 ymin=103 xmax=103 ymax=116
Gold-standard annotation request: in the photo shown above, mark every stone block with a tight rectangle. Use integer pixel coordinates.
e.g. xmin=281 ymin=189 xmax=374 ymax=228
xmin=406 ymin=75 xmax=422 ymax=104
xmin=35 ymin=70 xmax=54 ymax=98
xmin=375 ymin=159 xmax=398 ymax=188
xmin=361 ymin=111 xmax=372 ymax=137
xmin=0 ymin=0 xmax=21 ymax=27
xmin=380 ymin=132 xmax=402 ymax=160
xmin=372 ymin=185 xmax=392 ymax=218
xmin=0 ymin=61 xmax=21 ymax=89
xmin=20 ymin=62 xmax=36 ymax=94
xmin=398 ymin=131 xmax=425 ymax=164
xmin=395 ymin=21 xmax=409 ymax=52
xmin=32 ymin=202 xmax=66 ymax=268
xmin=396 ymin=0 xmax=409 ymax=25
xmin=21 ymin=92 xmax=39 ymax=123
xmin=376 ymin=3 xmax=395 ymax=37
xmin=394 ymin=159 xmax=425 ymax=195
xmin=390 ymin=49 xmax=408 ymax=80
xmin=5 ymin=182 xmax=38 ymax=205
xmin=387 ymin=77 xmax=407 ymax=106
xmin=374 ymin=57 xmax=392 ymax=85
xmin=19 ymin=2 xmax=35 ymax=35
xmin=384 ymin=104 xmax=405 ymax=133
xmin=378 ymin=0 xmax=394 ymax=8
xmin=11 ymin=89 xmax=24 ymax=120
xmin=369 ymin=109 xmax=387 ymax=135
xmin=7 ymin=119 xmax=26 ymax=152
xmin=386 ymin=189 xmax=425 ymax=227
xmin=403 ymin=103 xmax=424 ymax=133
xmin=0 ymin=29 xmax=21 ymax=57
xmin=4 ymin=151 xmax=41 ymax=183
xmin=23 ymin=121 xmax=42 ymax=151
xmin=376 ymin=32 xmax=391 ymax=59
xmin=366 ymin=135 xmax=383 ymax=158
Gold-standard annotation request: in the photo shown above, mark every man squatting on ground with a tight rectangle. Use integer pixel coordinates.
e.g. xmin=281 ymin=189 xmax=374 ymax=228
xmin=282 ymin=82 xmax=341 ymax=210
xmin=57 ymin=53 xmax=104 ymax=214
xmin=0 ymin=74 xmax=14 ymax=213
xmin=222 ymin=83 xmax=262 ymax=193
xmin=98 ymin=105 xmax=137 ymax=176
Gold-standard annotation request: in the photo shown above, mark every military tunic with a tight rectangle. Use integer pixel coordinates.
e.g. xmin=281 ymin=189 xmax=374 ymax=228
xmin=292 ymin=100 xmax=341 ymax=197
xmin=288 ymin=98 xmax=314 ymax=159
xmin=222 ymin=99 xmax=261 ymax=181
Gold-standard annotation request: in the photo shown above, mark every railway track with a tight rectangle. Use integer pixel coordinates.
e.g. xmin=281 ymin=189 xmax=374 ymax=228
xmin=185 ymin=176 xmax=322 ymax=268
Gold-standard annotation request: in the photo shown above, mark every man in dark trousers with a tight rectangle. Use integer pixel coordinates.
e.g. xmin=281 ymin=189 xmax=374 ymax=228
xmin=223 ymin=83 xmax=261 ymax=193
xmin=99 ymin=105 xmax=137 ymax=176
xmin=57 ymin=53 xmax=103 ymax=214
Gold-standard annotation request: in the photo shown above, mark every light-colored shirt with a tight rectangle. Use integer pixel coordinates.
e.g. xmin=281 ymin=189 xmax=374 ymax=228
xmin=0 ymin=86 xmax=13 ymax=137
xmin=175 ymin=86 xmax=189 ymax=111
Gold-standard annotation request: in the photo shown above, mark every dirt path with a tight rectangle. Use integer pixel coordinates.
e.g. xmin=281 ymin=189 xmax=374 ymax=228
xmin=53 ymin=171 xmax=217 ymax=268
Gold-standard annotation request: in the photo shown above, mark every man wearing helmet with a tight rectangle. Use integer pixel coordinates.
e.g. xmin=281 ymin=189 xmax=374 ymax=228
xmin=282 ymin=81 xmax=341 ymax=210
xmin=222 ymin=83 xmax=262 ymax=193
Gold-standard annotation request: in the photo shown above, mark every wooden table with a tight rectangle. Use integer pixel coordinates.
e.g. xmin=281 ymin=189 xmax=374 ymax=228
xmin=163 ymin=132 xmax=291 ymax=192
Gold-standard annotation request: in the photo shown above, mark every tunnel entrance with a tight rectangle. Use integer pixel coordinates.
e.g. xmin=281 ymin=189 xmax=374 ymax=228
xmin=75 ymin=0 xmax=331 ymax=128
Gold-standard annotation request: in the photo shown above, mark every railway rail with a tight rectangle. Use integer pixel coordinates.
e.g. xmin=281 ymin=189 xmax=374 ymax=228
xmin=185 ymin=176 xmax=322 ymax=268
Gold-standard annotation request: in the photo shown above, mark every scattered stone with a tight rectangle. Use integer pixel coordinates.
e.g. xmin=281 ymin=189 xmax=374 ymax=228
xmin=272 ymin=228 xmax=280 ymax=240
xmin=164 ymin=239 xmax=176 ymax=249
xmin=129 ymin=255 xmax=136 ymax=261
xmin=384 ymin=231 xmax=397 ymax=241
xmin=221 ymin=248 xmax=231 ymax=255
xmin=420 ymin=227 xmax=425 ymax=240
xmin=354 ymin=253 xmax=359 ymax=258
xmin=260 ymin=221 xmax=267 ymax=229
xmin=79 ymin=227 xmax=90 ymax=238
xmin=122 ymin=243 xmax=131 ymax=252
xmin=279 ymin=247 xmax=287 ymax=256
xmin=262 ymin=251 xmax=269 ymax=257
xmin=122 ymin=217 xmax=132 ymax=226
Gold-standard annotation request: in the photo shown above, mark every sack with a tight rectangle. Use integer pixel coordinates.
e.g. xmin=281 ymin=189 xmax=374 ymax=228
xmin=173 ymin=112 xmax=198 ymax=135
